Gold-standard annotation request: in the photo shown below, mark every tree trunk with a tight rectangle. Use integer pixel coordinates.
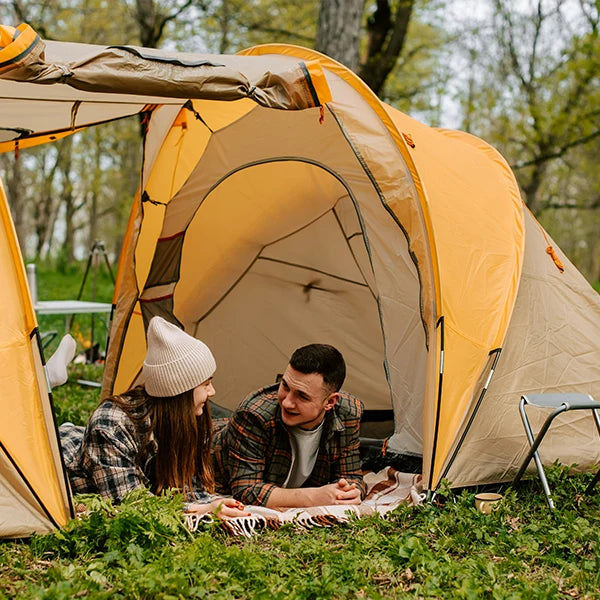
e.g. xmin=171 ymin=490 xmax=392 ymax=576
xmin=315 ymin=0 xmax=365 ymax=71
xmin=87 ymin=129 xmax=102 ymax=252
xmin=34 ymin=150 xmax=60 ymax=259
xmin=134 ymin=0 xmax=194 ymax=48
xmin=59 ymin=137 xmax=76 ymax=264
xmin=1 ymin=154 xmax=28 ymax=256
xmin=358 ymin=0 xmax=415 ymax=96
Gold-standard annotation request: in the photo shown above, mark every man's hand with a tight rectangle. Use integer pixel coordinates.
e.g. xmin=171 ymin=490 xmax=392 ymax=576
xmin=334 ymin=478 xmax=362 ymax=504
xmin=312 ymin=478 xmax=362 ymax=506
xmin=266 ymin=478 xmax=362 ymax=509
xmin=185 ymin=497 xmax=250 ymax=519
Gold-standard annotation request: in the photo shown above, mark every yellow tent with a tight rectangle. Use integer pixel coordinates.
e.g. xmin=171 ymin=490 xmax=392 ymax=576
xmin=104 ymin=45 xmax=600 ymax=491
xmin=0 ymin=177 xmax=73 ymax=537
xmin=1 ymin=26 xmax=599 ymax=498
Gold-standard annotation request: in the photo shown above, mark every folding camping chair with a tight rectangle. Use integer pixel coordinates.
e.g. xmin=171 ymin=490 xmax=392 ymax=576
xmin=512 ymin=393 xmax=600 ymax=509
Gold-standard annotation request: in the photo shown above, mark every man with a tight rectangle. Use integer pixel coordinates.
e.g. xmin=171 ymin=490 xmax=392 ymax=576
xmin=213 ymin=343 xmax=366 ymax=508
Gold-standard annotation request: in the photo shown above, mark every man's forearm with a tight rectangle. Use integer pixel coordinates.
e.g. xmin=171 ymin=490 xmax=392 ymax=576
xmin=264 ymin=486 xmax=318 ymax=509
xmin=264 ymin=480 xmax=362 ymax=509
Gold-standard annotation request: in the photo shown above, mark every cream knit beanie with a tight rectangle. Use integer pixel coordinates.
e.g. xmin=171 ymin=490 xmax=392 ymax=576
xmin=143 ymin=316 xmax=216 ymax=397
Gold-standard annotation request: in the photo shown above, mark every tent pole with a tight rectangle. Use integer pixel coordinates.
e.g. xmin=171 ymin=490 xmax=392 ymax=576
xmin=34 ymin=327 xmax=76 ymax=521
xmin=434 ymin=348 xmax=503 ymax=489
xmin=427 ymin=316 xmax=445 ymax=494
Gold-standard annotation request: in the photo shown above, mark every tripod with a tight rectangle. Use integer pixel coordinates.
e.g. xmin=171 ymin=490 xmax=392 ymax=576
xmin=70 ymin=240 xmax=115 ymax=362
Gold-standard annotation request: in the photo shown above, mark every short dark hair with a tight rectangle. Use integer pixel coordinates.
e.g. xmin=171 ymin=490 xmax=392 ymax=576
xmin=289 ymin=344 xmax=346 ymax=392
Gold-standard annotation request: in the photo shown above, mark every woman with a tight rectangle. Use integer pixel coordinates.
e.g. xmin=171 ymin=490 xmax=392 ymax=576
xmin=60 ymin=316 xmax=248 ymax=519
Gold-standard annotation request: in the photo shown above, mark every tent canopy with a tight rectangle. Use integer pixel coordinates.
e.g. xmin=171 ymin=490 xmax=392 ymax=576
xmin=102 ymin=44 xmax=528 ymax=490
xmin=0 ymin=23 xmax=331 ymax=153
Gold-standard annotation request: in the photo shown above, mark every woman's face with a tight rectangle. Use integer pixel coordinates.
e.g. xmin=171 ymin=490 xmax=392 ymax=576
xmin=193 ymin=378 xmax=215 ymax=416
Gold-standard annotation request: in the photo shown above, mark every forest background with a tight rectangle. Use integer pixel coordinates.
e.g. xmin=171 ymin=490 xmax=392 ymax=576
xmin=0 ymin=0 xmax=598 ymax=289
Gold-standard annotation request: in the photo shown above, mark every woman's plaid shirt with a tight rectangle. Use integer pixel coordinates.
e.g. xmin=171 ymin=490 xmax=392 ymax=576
xmin=59 ymin=398 xmax=212 ymax=503
xmin=213 ymin=384 xmax=366 ymax=506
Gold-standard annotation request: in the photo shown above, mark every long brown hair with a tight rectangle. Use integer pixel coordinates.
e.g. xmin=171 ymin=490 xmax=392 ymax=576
xmin=110 ymin=386 xmax=214 ymax=498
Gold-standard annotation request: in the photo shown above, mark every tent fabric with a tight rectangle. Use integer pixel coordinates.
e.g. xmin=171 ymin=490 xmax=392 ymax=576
xmin=0 ymin=177 xmax=73 ymax=537
xmin=0 ymin=27 xmax=599 ymax=495
xmin=0 ymin=24 xmax=331 ymax=153
xmin=443 ymin=209 xmax=600 ymax=485
xmin=102 ymin=44 xmax=600 ymax=491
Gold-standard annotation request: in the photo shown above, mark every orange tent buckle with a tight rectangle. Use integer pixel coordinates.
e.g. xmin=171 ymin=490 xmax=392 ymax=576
xmin=546 ymin=245 xmax=565 ymax=273
xmin=402 ymin=132 xmax=415 ymax=148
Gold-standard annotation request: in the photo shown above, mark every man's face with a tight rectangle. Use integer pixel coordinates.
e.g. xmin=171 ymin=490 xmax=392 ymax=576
xmin=277 ymin=365 xmax=338 ymax=430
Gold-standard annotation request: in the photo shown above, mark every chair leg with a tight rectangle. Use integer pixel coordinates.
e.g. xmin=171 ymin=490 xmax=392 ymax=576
xmin=513 ymin=401 xmax=567 ymax=509
xmin=531 ymin=442 xmax=555 ymax=509
xmin=592 ymin=408 xmax=600 ymax=437
xmin=585 ymin=468 xmax=600 ymax=495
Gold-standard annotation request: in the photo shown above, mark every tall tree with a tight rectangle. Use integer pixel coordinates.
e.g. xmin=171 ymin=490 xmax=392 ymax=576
xmin=0 ymin=0 xmax=143 ymax=263
xmin=315 ymin=0 xmax=365 ymax=71
xmin=177 ymin=0 xmax=317 ymax=54
xmin=449 ymin=0 xmax=600 ymax=282
xmin=359 ymin=0 xmax=416 ymax=95
xmin=0 ymin=153 xmax=26 ymax=251
xmin=458 ymin=0 xmax=600 ymax=215
xmin=130 ymin=0 xmax=197 ymax=47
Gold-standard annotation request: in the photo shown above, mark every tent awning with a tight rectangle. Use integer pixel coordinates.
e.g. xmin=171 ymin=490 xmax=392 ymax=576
xmin=0 ymin=23 xmax=332 ymax=152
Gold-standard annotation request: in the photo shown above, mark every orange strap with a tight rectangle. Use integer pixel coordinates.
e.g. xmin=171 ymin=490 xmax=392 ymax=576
xmin=524 ymin=203 xmax=565 ymax=273
xmin=381 ymin=438 xmax=389 ymax=457
xmin=545 ymin=245 xmax=565 ymax=273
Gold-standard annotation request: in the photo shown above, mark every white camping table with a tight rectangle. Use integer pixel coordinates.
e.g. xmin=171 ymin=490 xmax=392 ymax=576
xmin=34 ymin=300 xmax=112 ymax=315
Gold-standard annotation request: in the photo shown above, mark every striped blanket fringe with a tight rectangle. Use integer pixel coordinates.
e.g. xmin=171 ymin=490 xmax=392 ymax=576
xmin=185 ymin=468 xmax=424 ymax=537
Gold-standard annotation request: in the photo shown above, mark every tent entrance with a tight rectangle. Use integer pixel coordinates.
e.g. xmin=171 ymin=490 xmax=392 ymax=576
xmin=126 ymin=105 xmax=428 ymax=458
xmin=169 ymin=160 xmax=393 ymax=424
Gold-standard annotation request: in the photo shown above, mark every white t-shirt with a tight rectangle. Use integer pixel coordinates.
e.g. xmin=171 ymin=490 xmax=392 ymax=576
xmin=282 ymin=421 xmax=324 ymax=488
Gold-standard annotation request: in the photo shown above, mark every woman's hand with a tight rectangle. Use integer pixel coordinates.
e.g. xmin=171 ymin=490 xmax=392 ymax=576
xmin=184 ymin=497 xmax=250 ymax=519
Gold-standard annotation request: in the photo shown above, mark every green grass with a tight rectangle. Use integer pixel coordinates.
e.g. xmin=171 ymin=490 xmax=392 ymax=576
xmin=4 ymin=266 xmax=599 ymax=598
xmin=2 ymin=370 xmax=600 ymax=598
xmin=1 ymin=467 xmax=600 ymax=598
xmin=31 ymin=260 xmax=114 ymax=358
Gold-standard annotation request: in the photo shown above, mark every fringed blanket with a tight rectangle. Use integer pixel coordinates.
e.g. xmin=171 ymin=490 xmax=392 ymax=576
xmin=185 ymin=468 xmax=424 ymax=537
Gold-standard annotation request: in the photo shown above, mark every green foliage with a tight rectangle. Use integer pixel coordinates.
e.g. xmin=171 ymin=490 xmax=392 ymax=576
xmin=31 ymin=490 xmax=192 ymax=559
xmin=52 ymin=363 xmax=104 ymax=426
xmin=33 ymin=259 xmax=114 ymax=302
xmin=2 ymin=470 xmax=600 ymax=598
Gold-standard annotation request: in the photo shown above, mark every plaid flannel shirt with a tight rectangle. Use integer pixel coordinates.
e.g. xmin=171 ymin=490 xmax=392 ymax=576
xmin=59 ymin=398 xmax=212 ymax=503
xmin=213 ymin=384 xmax=366 ymax=506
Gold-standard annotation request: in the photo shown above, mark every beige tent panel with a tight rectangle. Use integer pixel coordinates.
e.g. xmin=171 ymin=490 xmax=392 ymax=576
xmin=106 ymin=95 xmax=428 ymax=451
xmin=0 ymin=24 xmax=332 ymax=156
xmin=175 ymin=163 xmax=388 ymax=410
xmin=0 ymin=449 xmax=55 ymax=538
xmin=443 ymin=209 xmax=600 ymax=486
xmin=111 ymin=302 xmax=146 ymax=396
xmin=379 ymin=115 xmax=525 ymax=486
xmin=144 ymin=99 xmax=257 ymax=207
xmin=30 ymin=334 xmax=72 ymax=513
